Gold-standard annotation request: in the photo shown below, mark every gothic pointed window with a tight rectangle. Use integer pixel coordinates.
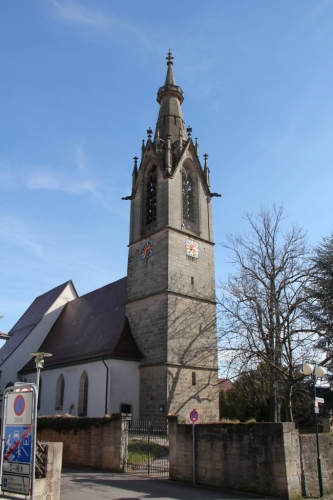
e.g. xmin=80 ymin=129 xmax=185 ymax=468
xmin=146 ymin=166 xmax=157 ymax=228
xmin=78 ymin=371 xmax=88 ymax=416
xmin=182 ymin=170 xmax=196 ymax=232
xmin=55 ymin=374 xmax=65 ymax=410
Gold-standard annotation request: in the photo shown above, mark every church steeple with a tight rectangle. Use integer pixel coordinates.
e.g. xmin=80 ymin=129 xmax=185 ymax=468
xmin=126 ymin=51 xmax=219 ymax=423
xmin=155 ymin=50 xmax=186 ymax=144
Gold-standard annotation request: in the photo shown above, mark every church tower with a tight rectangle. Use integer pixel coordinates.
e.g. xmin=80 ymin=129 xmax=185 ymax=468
xmin=125 ymin=52 xmax=219 ymax=423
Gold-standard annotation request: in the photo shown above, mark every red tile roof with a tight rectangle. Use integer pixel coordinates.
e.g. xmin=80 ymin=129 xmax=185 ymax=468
xmin=218 ymin=378 xmax=233 ymax=392
xmin=20 ymin=277 xmax=142 ymax=373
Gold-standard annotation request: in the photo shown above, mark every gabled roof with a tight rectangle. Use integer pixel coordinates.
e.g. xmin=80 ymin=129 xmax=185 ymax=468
xmin=20 ymin=277 xmax=143 ymax=373
xmin=0 ymin=281 xmax=74 ymax=366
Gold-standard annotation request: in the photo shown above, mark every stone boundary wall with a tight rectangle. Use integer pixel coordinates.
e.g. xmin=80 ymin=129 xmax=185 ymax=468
xmin=168 ymin=417 xmax=302 ymax=499
xmin=35 ymin=442 xmax=63 ymax=500
xmin=37 ymin=414 xmax=129 ymax=472
xmin=299 ymin=433 xmax=333 ymax=497
xmin=168 ymin=417 xmax=333 ymax=499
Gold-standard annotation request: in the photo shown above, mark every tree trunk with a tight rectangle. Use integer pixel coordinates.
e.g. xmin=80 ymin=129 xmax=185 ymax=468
xmin=269 ymin=368 xmax=281 ymax=422
xmin=283 ymin=382 xmax=293 ymax=422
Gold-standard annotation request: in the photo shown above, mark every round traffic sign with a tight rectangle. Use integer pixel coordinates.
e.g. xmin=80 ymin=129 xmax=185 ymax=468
xmin=190 ymin=409 xmax=199 ymax=422
xmin=14 ymin=394 xmax=25 ymax=416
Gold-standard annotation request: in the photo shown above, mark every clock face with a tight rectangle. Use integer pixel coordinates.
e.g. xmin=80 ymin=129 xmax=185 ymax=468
xmin=186 ymin=239 xmax=199 ymax=258
xmin=141 ymin=240 xmax=153 ymax=259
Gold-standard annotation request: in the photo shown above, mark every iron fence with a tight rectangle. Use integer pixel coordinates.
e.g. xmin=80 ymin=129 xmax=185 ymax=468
xmin=125 ymin=420 xmax=169 ymax=476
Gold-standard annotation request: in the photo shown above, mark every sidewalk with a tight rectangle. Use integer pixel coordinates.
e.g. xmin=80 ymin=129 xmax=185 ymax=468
xmin=60 ymin=467 xmax=278 ymax=500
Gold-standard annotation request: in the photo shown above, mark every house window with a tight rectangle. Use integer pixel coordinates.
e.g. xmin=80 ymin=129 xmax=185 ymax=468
xmin=120 ymin=403 xmax=132 ymax=414
xmin=78 ymin=371 xmax=88 ymax=416
xmin=146 ymin=166 xmax=157 ymax=227
xmin=192 ymin=372 xmax=196 ymax=386
xmin=55 ymin=374 xmax=65 ymax=410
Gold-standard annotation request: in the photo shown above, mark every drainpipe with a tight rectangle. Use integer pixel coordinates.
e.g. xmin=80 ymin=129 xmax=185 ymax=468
xmin=102 ymin=359 xmax=109 ymax=415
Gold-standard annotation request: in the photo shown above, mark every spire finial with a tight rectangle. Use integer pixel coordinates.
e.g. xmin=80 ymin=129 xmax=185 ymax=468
xmin=186 ymin=126 xmax=192 ymax=138
xmin=166 ymin=49 xmax=174 ymax=65
xmin=133 ymin=156 xmax=138 ymax=168
xmin=147 ymin=127 xmax=153 ymax=139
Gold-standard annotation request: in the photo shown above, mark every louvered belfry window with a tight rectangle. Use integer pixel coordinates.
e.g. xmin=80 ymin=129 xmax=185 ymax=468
xmin=146 ymin=166 xmax=157 ymax=226
xmin=182 ymin=171 xmax=194 ymax=229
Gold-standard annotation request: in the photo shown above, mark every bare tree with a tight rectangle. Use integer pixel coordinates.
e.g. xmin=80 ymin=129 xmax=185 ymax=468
xmin=218 ymin=205 xmax=315 ymax=422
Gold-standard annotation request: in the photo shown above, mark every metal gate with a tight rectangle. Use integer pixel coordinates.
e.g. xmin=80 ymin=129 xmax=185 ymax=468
xmin=124 ymin=421 xmax=169 ymax=476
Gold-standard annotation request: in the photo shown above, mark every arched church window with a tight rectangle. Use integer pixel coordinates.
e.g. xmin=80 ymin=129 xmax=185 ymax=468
xmin=182 ymin=170 xmax=196 ymax=231
xmin=78 ymin=371 xmax=88 ymax=416
xmin=55 ymin=374 xmax=65 ymax=410
xmin=146 ymin=166 xmax=157 ymax=227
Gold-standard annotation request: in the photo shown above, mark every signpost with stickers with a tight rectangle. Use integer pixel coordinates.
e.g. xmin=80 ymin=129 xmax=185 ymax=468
xmin=190 ymin=409 xmax=199 ymax=485
xmin=0 ymin=383 xmax=37 ymax=499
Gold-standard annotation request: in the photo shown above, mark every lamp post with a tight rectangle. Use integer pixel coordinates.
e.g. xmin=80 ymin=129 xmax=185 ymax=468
xmin=28 ymin=351 xmax=52 ymax=407
xmin=302 ymin=362 xmax=327 ymax=498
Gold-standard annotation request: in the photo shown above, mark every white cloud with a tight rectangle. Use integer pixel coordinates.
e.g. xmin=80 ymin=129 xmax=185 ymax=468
xmin=0 ymin=145 xmax=119 ymax=212
xmin=300 ymin=0 xmax=333 ymax=27
xmin=0 ymin=216 xmax=43 ymax=258
xmin=48 ymin=0 xmax=150 ymax=48
xmin=49 ymin=0 xmax=111 ymax=27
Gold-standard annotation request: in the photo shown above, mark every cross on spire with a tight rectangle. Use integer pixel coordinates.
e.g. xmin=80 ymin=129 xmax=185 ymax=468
xmin=186 ymin=126 xmax=192 ymax=137
xmin=147 ymin=127 xmax=153 ymax=139
xmin=166 ymin=49 xmax=174 ymax=65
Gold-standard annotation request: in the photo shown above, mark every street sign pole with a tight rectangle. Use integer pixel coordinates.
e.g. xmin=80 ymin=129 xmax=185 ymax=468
xmin=192 ymin=422 xmax=195 ymax=485
xmin=312 ymin=372 xmax=324 ymax=498
xmin=189 ymin=409 xmax=199 ymax=486
xmin=0 ymin=383 xmax=38 ymax=500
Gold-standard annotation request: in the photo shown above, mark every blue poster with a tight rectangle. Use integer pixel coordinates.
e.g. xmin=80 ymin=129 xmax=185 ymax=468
xmin=3 ymin=426 xmax=32 ymax=464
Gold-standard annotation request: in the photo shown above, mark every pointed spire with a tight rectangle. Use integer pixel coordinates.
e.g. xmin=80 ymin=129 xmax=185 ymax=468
xmin=203 ymin=154 xmax=210 ymax=187
xmin=165 ymin=49 xmax=176 ymax=85
xmin=195 ymin=137 xmax=199 ymax=157
xmin=155 ymin=51 xmax=186 ymax=144
xmin=132 ymin=156 xmax=138 ymax=188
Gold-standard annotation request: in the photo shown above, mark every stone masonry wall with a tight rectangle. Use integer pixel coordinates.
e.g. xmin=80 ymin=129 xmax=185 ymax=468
xmin=167 ymin=366 xmax=219 ymax=423
xmin=167 ymin=295 xmax=217 ymax=368
xmin=168 ymin=418 xmax=302 ymax=499
xmin=139 ymin=365 xmax=168 ymax=420
xmin=34 ymin=442 xmax=63 ymax=500
xmin=138 ymin=364 xmax=218 ymax=423
xmin=126 ymin=293 xmax=168 ymax=365
xmin=37 ymin=414 xmax=129 ymax=472
xmin=299 ymin=433 xmax=333 ymax=497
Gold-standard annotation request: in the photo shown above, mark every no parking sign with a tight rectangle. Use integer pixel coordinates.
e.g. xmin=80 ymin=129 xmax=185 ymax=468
xmin=0 ymin=383 xmax=37 ymax=499
xmin=190 ymin=409 xmax=199 ymax=422
xmin=6 ymin=391 xmax=33 ymax=426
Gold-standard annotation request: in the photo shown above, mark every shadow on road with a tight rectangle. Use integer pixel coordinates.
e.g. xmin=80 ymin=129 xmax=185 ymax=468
xmin=61 ymin=467 xmax=276 ymax=500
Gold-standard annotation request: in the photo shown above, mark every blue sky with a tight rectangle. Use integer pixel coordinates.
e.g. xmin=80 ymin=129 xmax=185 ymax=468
xmin=1 ymin=0 xmax=333 ymax=338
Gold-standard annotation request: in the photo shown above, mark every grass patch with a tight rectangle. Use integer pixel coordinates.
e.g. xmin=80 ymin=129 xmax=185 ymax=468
xmin=127 ymin=438 xmax=168 ymax=465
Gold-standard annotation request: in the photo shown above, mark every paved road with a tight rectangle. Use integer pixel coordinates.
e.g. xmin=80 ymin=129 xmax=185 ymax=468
xmin=60 ymin=467 xmax=277 ymax=500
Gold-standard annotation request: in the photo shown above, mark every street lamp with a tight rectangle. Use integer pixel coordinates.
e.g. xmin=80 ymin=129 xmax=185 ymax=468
xmin=302 ymin=362 xmax=327 ymax=498
xmin=28 ymin=352 xmax=52 ymax=406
